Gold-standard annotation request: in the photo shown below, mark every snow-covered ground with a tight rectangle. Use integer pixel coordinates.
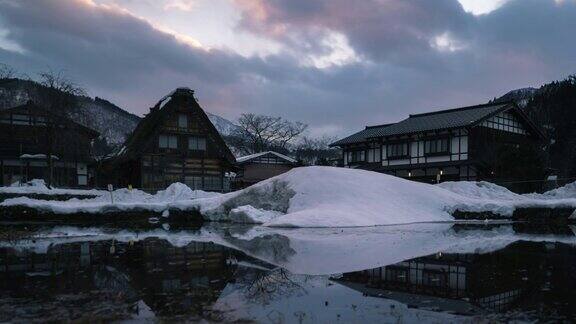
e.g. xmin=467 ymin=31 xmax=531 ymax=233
xmin=0 ymin=179 xmax=107 ymax=197
xmin=1 ymin=182 xmax=219 ymax=214
xmin=2 ymin=167 xmax=576 ymax=227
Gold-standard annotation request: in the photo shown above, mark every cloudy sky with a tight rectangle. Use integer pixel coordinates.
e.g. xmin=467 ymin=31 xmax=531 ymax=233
xmin=0 ymin=0 xmax=575 ymax=137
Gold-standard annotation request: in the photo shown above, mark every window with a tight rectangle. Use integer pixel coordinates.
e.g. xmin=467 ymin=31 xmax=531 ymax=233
xmin=188 ymin=136 xmax=206 ymax=150
xmin=480 ymin=112 xmax=528 ymax=135
xmin=424 ymin=138 xmax=450 ymax=155
xmin=387 ymin=143 xmax=409 ymax=159
xmin=12 ymin=114 xmax=30 ymax=125
xmin=78 ymin=175 xmax=88 ymax=186
xmin=178 ymin=114 xmax=188 ymax=128
xmin=204 ymin=176 xmax=222 ymax=191
xmin=185 ymin=176 xmax=203 ymax=190
xmin=348 ymin=150 xmax=365 ymax=163
xmin=423 ymin=270 xmax=446 ymax=288
xmin=35 ymin=116 xmax=47 ymax=126
xmin=159 ymin=135 xmax=178 ymax=149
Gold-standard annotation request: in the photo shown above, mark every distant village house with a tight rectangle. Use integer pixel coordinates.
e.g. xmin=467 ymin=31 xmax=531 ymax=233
xmin=331 ymin=102 xmax=545 ymax=184
xmin=233 ymin=151 xmax=299 ymax=189
xmin=100 ymin=88 xmax=236 ymax=191
xmin=0 ymin=102 xmax=99 ymax=187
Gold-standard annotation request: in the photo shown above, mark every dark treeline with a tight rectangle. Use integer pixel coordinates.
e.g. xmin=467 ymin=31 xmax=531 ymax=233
xmin=523 ymin=76 xmax=576 ymax=179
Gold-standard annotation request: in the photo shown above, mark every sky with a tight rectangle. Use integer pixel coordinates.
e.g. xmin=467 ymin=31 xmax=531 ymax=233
xmin=0 ymin=0 xmax=575 ymax=138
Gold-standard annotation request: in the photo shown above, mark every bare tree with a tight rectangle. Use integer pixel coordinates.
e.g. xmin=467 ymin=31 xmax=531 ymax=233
xmin=244 ymin=269 xmax=308 ymax=304
xmin=234 ymin=113 xmax=307 ymax=154
xmin=38 ymin=69 xmax=85 ymax=113
xmin=0 ymin=63 xmax=16 ymax=79
xmin=294 ymin=135 xmax=340 ymax=165
xmin=35 ymin=69 xmax=86 ymax=187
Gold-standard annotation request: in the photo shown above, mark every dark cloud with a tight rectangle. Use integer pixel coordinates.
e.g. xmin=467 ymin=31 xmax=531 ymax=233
xmin=0 ymin=0 xmax=575 ymax=138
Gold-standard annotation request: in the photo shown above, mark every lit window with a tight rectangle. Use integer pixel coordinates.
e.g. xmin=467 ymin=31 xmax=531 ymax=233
xmin=188 ymin=136 xmax=206 ymax=150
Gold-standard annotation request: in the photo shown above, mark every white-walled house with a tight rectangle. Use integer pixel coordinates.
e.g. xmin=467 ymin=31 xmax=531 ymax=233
xmin=330 ymin=102 xmax=545 ymax=183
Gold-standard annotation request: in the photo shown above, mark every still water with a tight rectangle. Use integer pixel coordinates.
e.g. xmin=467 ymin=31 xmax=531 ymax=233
xmin=0 ymin=222 xmax=575 ymax=323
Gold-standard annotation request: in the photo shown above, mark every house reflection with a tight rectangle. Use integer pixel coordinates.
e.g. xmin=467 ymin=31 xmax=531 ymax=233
xmin=339 ymin=240 xmax=576 ymax=316
xmin=0 ymin=237 xmax=245 ymax=320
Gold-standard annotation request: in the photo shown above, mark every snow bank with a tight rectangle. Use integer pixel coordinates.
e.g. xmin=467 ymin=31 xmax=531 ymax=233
xmin=537 ymin=181 xmax=576 ymax=199
xmin=437 ymin=181 xmax=523 ymax=201
xmin=0 ymin=179 xmax=106 ymax=196
xmin=1 ymin=182 xmax=221 ymax=215
xmin=438 ymin=180 xmax=576 ymax=215
xmin=3 ymin=168 xmax=576 ymax=227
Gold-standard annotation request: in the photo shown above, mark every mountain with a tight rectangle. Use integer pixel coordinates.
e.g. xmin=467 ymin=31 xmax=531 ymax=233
xmin=0 ymin=78 xmax=140 ymax=146
xmin=0 ymin=78 xmax=239 ymax=147
xmin=206 ymin=112 xmax=241 ymax=136
xmin=494 ymin=87 xmax=538 ymax=108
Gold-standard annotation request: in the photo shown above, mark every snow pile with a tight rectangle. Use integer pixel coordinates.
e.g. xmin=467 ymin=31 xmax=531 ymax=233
xmin=194 ymin=167 xmax=576 ymax=226
xmin=537 ymin=181 xmax=576 ymax=199
xmin=1 ymin=182 xmax=221 ymax=214
xmin=0 ymin=179 xmax=106 ymax=196
xmin=152 ymin=182 xmax=219 ymax=201
xmin=437 ymin=181 xmax=524 ymax=201
xmin=194 ymin=167 xmax=463 ymax=227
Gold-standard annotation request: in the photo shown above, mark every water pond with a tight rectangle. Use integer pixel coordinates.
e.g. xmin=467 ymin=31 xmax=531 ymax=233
xmin=1 ymin=221 xmax=575 ymax=323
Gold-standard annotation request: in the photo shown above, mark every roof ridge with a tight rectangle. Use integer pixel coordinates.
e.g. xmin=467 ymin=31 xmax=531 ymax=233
xmin=365 ymin=123 xmax=395 ymax=129
xmin=409 ymin=101 xmax=511 ymax=118
xmin=236 ymin=151 xmax=297 ymax=163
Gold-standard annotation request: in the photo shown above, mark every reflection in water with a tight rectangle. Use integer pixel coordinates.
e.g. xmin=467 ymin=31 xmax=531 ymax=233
xmin=0 ymin=223 xmax=575 ymax=322
xmin=0 ymin=237 xmax=240 ymax=322
xmin=338 ymin=241 xmax=576 ymax=320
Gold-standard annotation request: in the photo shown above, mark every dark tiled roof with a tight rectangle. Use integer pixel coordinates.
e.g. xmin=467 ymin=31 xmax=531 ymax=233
xmin=330 ymin=123 xmax=393 ymax=146
xmin=370 ymin=102 xmax=509 ymax=138
xmin=331 ymin=102 xmax=513 ymax=146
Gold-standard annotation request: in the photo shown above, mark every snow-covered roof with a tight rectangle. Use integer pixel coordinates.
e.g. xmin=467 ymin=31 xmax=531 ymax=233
xmin=236 ymin=151 xmax=298 ymax=164
xmin=20 ymin=154 xmax=59 ymax=160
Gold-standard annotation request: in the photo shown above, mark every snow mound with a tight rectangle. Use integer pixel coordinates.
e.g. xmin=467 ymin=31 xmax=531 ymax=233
xmin=437 ymin=181 xmax=523 ymax=201
xmin=1 ymin=179 xmax=106 ymax=196
xmin=20 ymin=179 xmax=49 ymax=189
xmin=539 ymin=181 xmax=576 ymax=199
xmin=195 ymin=166 xmax=462 ymax=227
xmin=153 ymin=182 xmax=220 ymax=201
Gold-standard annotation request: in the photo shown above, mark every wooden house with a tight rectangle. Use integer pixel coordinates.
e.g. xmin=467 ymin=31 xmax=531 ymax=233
xmin=233 ymin=151 xmax=299 ymax=189
xmin=101 ymin=88 xmax=236 ymax=191
xmin=0 ymin=102 xmax=99 ymax=187
xmin=330 ymin=102 xmax=545 ymax=183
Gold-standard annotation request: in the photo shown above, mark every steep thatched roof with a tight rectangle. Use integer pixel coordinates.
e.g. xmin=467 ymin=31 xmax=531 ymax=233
xmin=112 ymin=88 xmax=235 ymax=164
